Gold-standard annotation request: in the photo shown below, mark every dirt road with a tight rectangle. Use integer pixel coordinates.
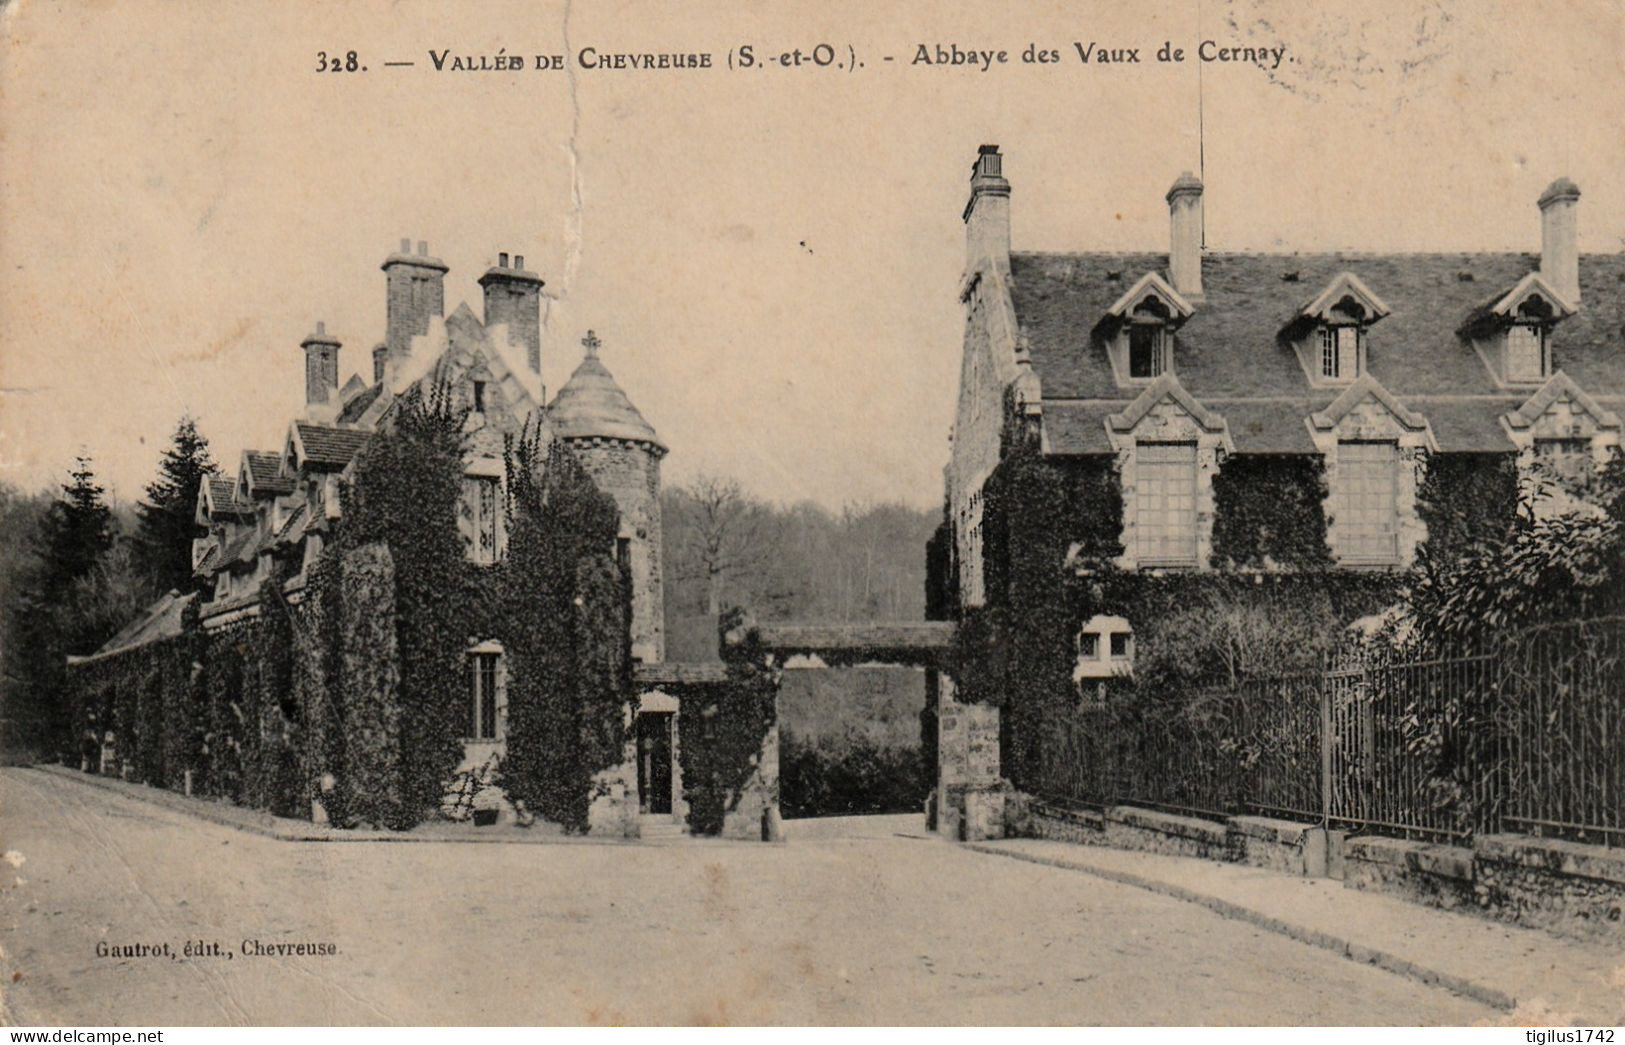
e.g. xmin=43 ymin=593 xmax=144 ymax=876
xmin=0 ymin=769 xmax=1495 ymax=1025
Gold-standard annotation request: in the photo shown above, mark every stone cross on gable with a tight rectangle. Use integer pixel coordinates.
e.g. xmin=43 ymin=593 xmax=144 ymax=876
xmin=582 ymin=330 xmax=601 ymax=356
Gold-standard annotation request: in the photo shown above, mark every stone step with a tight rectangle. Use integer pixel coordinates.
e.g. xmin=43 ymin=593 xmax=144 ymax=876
xmin=639 ymin=815 xmax=687 ymax=838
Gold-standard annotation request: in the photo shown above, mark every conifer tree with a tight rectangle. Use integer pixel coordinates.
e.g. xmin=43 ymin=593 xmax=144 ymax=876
xmin=135 ymin=416 xmax=216 ymax=595
xmin=1 ymin=455 xmax=117 ymax=759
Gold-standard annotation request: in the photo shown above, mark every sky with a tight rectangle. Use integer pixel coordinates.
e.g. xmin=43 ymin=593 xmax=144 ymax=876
xmin=2 ymin=0 xmax=1623 ymax=511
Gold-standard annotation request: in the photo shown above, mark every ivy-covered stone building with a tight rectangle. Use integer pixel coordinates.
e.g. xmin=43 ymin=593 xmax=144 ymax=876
xmin=64 ymin=241 xmax=775 ymax=837
xmin=931 ymin=145 xmax=1624 ymax=836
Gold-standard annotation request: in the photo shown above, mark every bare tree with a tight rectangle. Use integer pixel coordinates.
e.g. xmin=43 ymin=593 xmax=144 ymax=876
xmin=668 ymin=474 xmax=772 ymax=617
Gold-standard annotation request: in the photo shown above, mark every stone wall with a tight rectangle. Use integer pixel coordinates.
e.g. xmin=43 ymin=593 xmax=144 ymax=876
xmin=720 ymin=721 xmax=781 ymax=841
xmin=936 ymin=679 xmax=1003 ymax=840
xmin=568 ymin=437 xmax=664 ymax=662
xmin=1472 ymin=835 xmax=1625 ymax=942
xmin=1343 ymin=836 xmax=1477 ymax=911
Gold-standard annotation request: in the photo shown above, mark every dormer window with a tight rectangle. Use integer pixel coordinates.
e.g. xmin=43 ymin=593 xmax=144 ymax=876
xmin=1096 ymin=271 xmax=1194 ymax=388
xmin=1318 ymin=325 xmax=1363 ymax=381
xmin=1284 ymin=273 xmax=1389 ymax=388
xmin=1506 ymin=323 xmax=1549 ymax=383
xmin=1128 ymin=322 xmax=1167 ymax=379
xmin=1458 ymin=273 xmax=1572 ymax=388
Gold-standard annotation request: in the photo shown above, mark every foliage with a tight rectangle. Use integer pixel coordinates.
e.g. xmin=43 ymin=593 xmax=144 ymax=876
xmin=662 ymin=478 xmax=939 ymax=646
xmin=779 ymin=730 xmax=927 ymax=818
xmin=501 ymin=440 xmax=628 ymax=832
xmin=135 ymin=415 xmax=217 ymax=596
xmin=1210 ymin=455 xmax=1332 ymax=570
xmin=1408 ymin=451 xmax=1625 ymax=645
xmin=680 ymin=613 xmax=778 ymax=836
xmin=3 ymin=457 xmax=119 ymax=759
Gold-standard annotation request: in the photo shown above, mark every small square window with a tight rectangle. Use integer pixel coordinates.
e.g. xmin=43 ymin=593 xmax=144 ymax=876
xmin=1109 ymin=633 xmax=1131 ymax=659
xmin=1079 ymin=633 xmax=1100 ymax=659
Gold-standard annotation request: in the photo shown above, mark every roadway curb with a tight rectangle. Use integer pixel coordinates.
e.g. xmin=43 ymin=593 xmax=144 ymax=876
xmin=963 ymin=841 xmax=1517 ymax=1014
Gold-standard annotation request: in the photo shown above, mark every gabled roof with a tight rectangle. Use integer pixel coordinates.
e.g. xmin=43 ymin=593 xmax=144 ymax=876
xmin=291 ymin=422 xmax=371 ymax=470
xmin=1299 ymin=271 xmax=1392 ymax=323
xmin=1309 ymin=374 xmax=1431 ymax=433
xmin=77 ymin=591 xmax=195 ymax=664
xmin=337 ymin=381 xmax=385 ymax=424
xmin=1102 ymin=271 xmax=1195 ymax=325
xmin=1007 ymin=251 xmax=1625 ymax=455
xmin=1504 ymin=371 xmax=1622 ymax=431
xmin=200 ymin=475 xmax=252 ymax=519
xmin=1459 ymin=271 xmax=1577 ymax=337
xmin=1107 ymin=372 xmax=1228 ymax=434
xmin=241 ymin=450 xmax=295 ymax=497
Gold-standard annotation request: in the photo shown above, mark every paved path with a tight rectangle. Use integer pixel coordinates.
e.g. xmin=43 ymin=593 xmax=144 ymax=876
xmin=974 ymin=838 xmax=1625 ymax=1026
xmin=0 ymin=769 xmax=1501 ymax=1025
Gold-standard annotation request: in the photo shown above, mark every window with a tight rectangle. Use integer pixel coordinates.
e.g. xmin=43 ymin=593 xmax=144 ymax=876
xmin=1109 ymin=633 xmax=1132 ymax=660
xmin=469 ymin=652 xmax=500 ymax=740
xmin=1533 ymin=438 xmax=1594 ymax=493
xmin=472 ymin=381 xmax=486 ymax=413
xmin=1507 ymin=324 xmax=1548 ymax=383
xmin=460 ymin=475 xmax=501 ymax=564
xmin=309 ymin=478 xmax=325 ymax=518
xmin=1335 ymin=441 xmax=1399 ymax=563
xmin=1079 ymin=632 xmax=1100 ymax=659
xmin=1318 ymin=325 xmax=1361 ymax=380
xmin=1128 ymin=324 xmax=1166 ymax=379
xmin=1134 ymin=441 xmax=1198 ymax=565
xmin=616 ymin=536 xmax=632 ymax=575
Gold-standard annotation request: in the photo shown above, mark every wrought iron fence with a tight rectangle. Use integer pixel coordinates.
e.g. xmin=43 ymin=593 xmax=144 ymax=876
xmin=1032 ymin=617 xmax=1625 ymax=846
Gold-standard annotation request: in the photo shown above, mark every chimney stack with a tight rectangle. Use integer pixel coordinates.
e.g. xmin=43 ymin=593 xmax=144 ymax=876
xmin=301 ymin=320 xmax=341 ymax=421
xmin=479 ymin=251 xmax=546 ymax=372
xmin=1166 ymin=171 xmax=1204 ymax=301
xmin=381 ymin=238 xmax=448 ymax=360
xmin=963 ymin=145 xmax=1011 ymax=276
xmin=1538 ymin=177 xmax=1581 ymax=306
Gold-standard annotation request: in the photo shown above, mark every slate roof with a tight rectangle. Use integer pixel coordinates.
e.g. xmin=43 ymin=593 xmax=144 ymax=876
xmin=244 ymin=451 xmax=295 ymax=495
xmin=337 ymin=382 xmax=385 ymax=424
xmin=549 ymin=348 xmax=665 ymax=449
xmin=78 ymin=591 xmax=196 ymax=663
xmin=294 ymin=422 xmax=371 ymax=468
xmin=1010 ymin=251 xmax=1625 ymax=454
xmin=205 ymin=476 xmax=252 ymax=515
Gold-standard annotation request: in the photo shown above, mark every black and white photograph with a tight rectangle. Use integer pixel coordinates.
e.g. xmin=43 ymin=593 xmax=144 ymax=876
xmin=0 ymin=0 xmax=1622 ymax=1033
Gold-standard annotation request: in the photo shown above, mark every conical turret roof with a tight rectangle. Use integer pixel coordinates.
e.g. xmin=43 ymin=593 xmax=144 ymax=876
xmin=548 ymin=331 xmax=664 ymax=449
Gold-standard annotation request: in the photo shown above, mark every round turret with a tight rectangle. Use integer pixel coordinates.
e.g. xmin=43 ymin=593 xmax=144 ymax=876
xmin=548 ymin=331 xmax=666 ymax=662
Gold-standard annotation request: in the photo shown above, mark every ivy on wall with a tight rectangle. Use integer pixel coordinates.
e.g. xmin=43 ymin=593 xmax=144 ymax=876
xmin=679 ymin=612 xmax=778 ymax=837
xmin=67 ymin=380 xmax=635 ymax=833
xmin=1210 ymin=455 xmax=1332 ymax=571
xmin=501 ymin=440 xmax=628 ymax=832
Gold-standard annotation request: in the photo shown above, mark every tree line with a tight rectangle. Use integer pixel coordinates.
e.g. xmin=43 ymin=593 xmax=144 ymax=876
xmin=1 ymin=419 xmax=215 ymax=760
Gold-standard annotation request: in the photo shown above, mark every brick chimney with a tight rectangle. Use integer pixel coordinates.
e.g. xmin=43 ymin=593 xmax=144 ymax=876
xmin=1538 ymin=177 xmax=1581 ymax=306
xmin=478 ymin=251 xmax=546 ymax=372
xmin=1166 ymin=171 xmax=1204 ymax=302
xmin=381 ymin=239 xmax=448 ymax=359
xmin=964 ymin=145 xmax=1011 ymax=276
xmin=300 ymin=321 xmax=340 ymax=420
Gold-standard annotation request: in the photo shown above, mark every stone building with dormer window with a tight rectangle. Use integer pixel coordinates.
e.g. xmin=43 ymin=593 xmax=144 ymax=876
xmin=71 ymin=242 xmax=700 ymax=836
xmin=935 ymin=145 xmax=1622 ymax=723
